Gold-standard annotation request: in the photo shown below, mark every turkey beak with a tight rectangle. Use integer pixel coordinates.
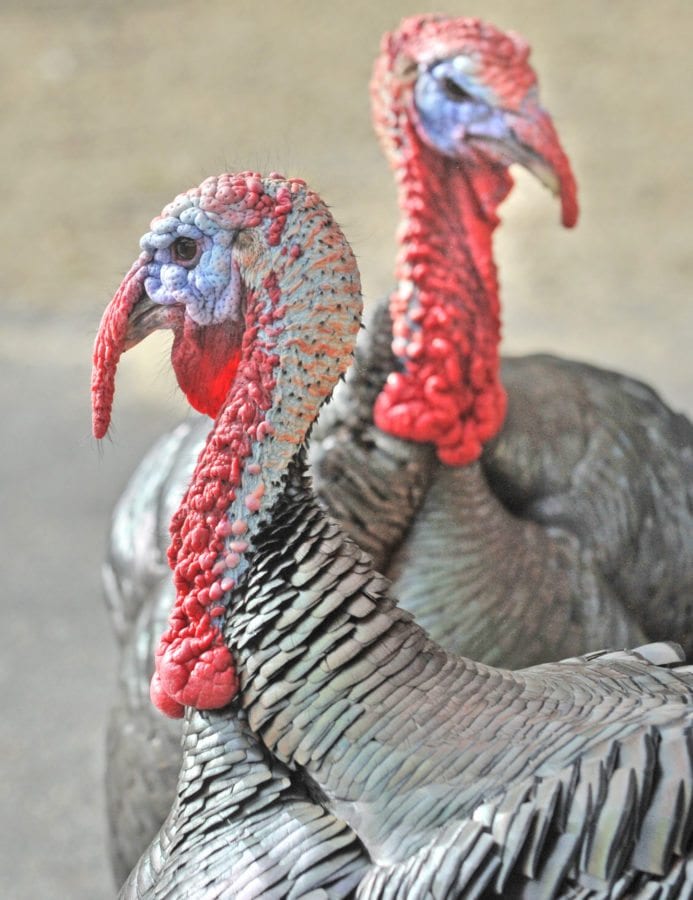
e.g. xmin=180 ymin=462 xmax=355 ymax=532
xmin=508 ymin=103 xmax=579 ymax=228
xmin=92 ymin=256 xmax=173 ymax=439
xmin=124 ymin=293 xmax=175 ymax=351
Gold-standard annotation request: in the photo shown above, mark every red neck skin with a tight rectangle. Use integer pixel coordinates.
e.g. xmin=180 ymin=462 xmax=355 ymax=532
xmin=151 ymin=283 xmax=281 ymax=718
xmin=373 ymin=121 xmax=510 ymax=466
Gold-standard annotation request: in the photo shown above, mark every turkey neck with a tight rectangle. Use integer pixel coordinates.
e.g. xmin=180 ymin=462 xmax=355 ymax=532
xmin=396 ymin=132 xmax=510 ymax=303
xmin=387 ymin=458 xmax=579 ymax=666
xmin=308 ymin=297 xmax=437 ymax=571
xmin=224 ymin=458 xmax=509 ymax=854
xmin=156 ymin=187 xmax=362 ymax=715
xmin=374 ymin=123 xmax=508 ymax=464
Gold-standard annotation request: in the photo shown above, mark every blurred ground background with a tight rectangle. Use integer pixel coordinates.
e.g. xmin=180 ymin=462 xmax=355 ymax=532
xmin=0 ymin=1 xmax=690 ymax=896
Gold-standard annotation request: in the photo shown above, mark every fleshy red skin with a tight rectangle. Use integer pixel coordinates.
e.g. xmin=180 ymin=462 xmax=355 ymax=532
xmin=155 ymin=285 xmax=281 ymax=716
xmin=373 ymin=131 xmax=508 ymax=466
xmin=370 ymin=15 xmax=578 ymax=465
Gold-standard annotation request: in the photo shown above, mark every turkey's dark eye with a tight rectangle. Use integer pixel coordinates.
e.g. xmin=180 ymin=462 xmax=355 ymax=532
xmin=441 ymin=77 xmax=472 ymax=103
xmin=171 ymin=236 xmax=200 ymax=264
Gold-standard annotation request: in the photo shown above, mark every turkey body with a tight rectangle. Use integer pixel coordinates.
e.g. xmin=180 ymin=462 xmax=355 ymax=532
xmin=119 ymin=705 xmax=369 ymax=899
xmin=93 ymin=169 xmax=693 ymax=896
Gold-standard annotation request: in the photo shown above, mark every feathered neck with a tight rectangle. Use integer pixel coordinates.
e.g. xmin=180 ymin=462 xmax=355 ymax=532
xmin=371 ymin=82 xmax=509 ymax=466
xmin=152 ymin=188 xmax=362 ymax=718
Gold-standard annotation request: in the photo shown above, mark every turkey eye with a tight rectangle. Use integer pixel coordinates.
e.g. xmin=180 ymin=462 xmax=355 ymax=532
xmin=441 ymin=77 xmax=472 ymax=103
xmin=171 ymin=237 xmax=199 ymax=264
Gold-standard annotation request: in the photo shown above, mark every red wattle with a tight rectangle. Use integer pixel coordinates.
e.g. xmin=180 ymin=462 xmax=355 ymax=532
xmin=373 ymin=300 xmax=508 ymax=466
xmin=172 ymin=318 xmax=243 ymax=419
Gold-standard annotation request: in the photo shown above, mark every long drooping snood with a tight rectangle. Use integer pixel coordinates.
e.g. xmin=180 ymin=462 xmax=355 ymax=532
xmin=92 ymin=259 xmax=150 ymax=440
xmin=93 ymin=173 xmax=361 ymax=718
xmin=370 ymin=15 xmax=577 ymax=465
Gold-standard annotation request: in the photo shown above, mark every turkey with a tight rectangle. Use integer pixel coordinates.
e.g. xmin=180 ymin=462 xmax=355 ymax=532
xmin=354 ymin=13 xmax=693 ymax=654
xmin=100 ymin=14 xmax=693 ymax=884
xmin=93 ymin=170 xmax=693 ymax=897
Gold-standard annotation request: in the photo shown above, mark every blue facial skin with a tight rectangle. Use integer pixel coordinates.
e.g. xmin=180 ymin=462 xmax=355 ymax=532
xmin=413 ymin=59 xmax=513 ymax=161
xmin=138 ymin=209 xmax=242 ymax=327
